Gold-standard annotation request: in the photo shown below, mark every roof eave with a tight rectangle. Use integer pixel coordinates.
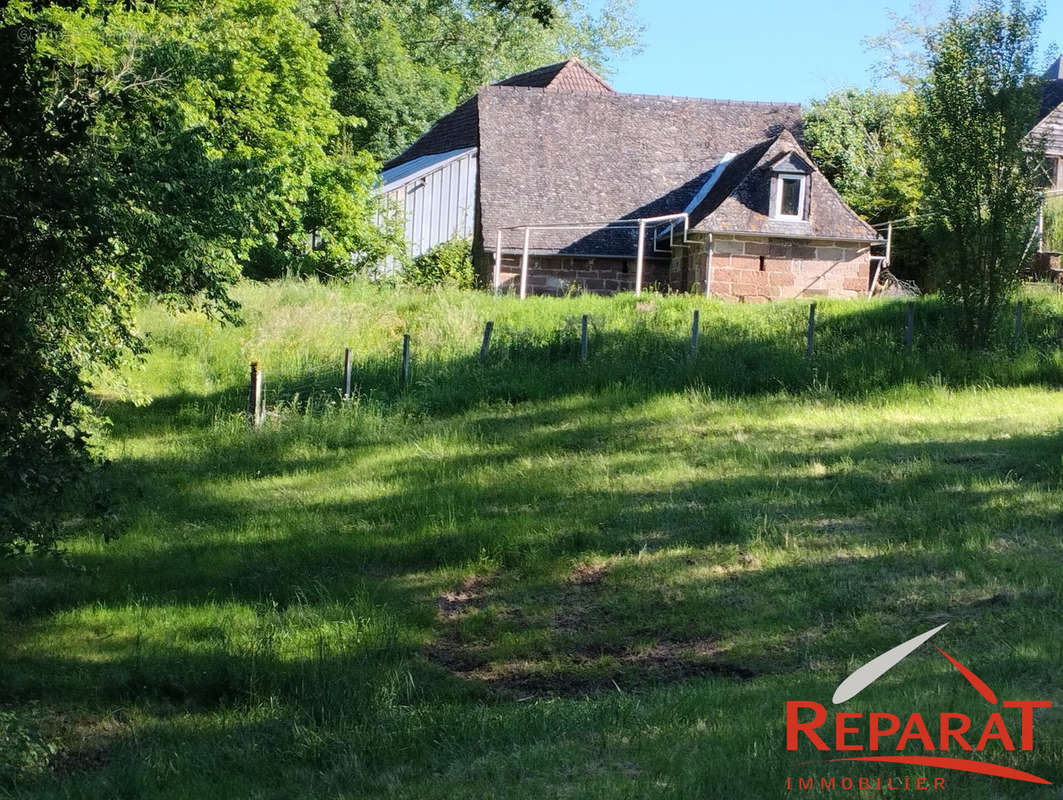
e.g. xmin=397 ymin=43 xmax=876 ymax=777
xmin=699 ymin=228 xmax=882 ymax=244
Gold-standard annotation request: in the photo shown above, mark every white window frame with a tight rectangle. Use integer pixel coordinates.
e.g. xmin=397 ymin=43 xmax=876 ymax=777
xmin=773 ymin=173 xmax=807 ymax=220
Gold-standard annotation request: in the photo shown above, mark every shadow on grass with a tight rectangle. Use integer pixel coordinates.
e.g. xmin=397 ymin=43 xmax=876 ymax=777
xmin=8 ymin=293 xmax=1063 ymax=794
xmin=4 ymin=392 xmax=1061 ymax=699
xmin=3 ymin=377 xmax=1063 ymax=796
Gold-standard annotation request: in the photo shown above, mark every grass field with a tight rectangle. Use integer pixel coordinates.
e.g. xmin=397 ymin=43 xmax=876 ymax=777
xmin=3 ymin=280 xmax=1063 ymax=798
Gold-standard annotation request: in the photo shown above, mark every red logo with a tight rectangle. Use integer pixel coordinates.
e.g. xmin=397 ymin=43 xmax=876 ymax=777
xmin=786 ymin=624 xmax=1052 ymax=787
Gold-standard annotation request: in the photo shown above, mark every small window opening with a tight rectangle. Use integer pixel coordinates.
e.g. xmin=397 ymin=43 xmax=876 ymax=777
xmin=759 ymin=255 xmax=766 ymax=271
xmin=779 ymin=177 xmax=802 ymax=217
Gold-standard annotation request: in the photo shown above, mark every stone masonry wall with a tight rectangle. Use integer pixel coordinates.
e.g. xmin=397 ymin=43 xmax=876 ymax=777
xmin=476 ymin=237 xmax=868 ymax=299
xmin=490 ymin=254 xmax=669 ymax=295
xmin=669 ymin=235 xmax=871 ymax=301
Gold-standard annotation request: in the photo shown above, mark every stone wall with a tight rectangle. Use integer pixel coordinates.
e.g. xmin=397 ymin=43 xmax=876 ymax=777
xmin=669 ymin=235 xmax=871 ymax=301
xmin=473 ymin=236 xmax=870 ymax=299
xmin=488 ymin=253 xmax=669 ymax=295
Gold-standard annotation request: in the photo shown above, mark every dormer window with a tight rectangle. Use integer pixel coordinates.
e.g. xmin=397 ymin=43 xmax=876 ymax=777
xmin=767 ymin=151 xmax=812 ymax=221
xmin=776 ymin=175 xmax=805 ymax=219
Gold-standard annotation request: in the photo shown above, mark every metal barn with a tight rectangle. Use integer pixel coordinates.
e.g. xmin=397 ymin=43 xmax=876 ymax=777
xmin=376 ymin=147 xmax=478 ymax=269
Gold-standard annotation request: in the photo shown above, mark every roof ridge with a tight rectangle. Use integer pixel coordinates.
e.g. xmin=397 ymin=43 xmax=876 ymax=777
xmin=479 ymin=84 xmax=800 ymax=107
xmin=554 ymin=58 xmax=614 ymax=92
xmin=616 ymin=92 xmax=800 ymax=107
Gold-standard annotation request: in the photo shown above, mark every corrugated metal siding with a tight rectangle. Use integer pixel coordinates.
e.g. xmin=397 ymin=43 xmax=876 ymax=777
xmin=375 ymin=148 xmax=478 ymax=271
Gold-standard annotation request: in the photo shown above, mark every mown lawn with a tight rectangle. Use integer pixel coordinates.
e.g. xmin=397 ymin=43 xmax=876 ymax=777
xmin=2 ymin=281 xmax=1063 ymax=798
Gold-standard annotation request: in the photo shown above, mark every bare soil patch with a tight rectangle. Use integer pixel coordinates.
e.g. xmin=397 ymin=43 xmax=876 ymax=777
xmin=426 ymin=567 xmax=756 ymax=697
xmin=436 ymin=574 xmax=491 ymax=620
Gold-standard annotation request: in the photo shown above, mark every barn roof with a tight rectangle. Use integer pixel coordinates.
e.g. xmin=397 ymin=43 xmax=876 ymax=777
xmin=477 ymin=86 xmax=815 ymax=254
xmin=379 ymin=147 xmax=476 ymax=193
xmin=1034 ymin=57 xmax=1063 ymax=155
xmin=386 ymin=60 xmax=879 ymax=256
xmin=495 ymin=58 xmax=615 ymax=93
xmin=384 ymin=96 xmax=480 ymax=169
xmin=383 ymin=59 xmax=614 ymax=169
xmin=691 ymin=130 xmax=879 ymax=241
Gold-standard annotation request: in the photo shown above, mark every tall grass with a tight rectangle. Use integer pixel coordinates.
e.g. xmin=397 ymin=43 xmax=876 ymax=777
xmin=104 ymin=279 xmax=1063 ymax=427
xmin=1044 ymin=194 xmax=1063 ymax=252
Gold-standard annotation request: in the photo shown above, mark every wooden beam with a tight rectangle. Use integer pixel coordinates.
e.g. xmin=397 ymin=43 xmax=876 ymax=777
xmin=248 ymin=361 xmax=263 ymax=427
xmin=705 ymin=234 xmax=714 ymax=298
xmin=342 ymin=347 xmax=352 ymax=400
xmin=867 ymin=257 xmax=883 ymax=299
xmin=493 ymin=230 xmax=502 ymax=293
xmin=635 ymin=219 xmax=646 ymax=296
xmin=690 ymin=309 xmax=700 ymax=361
xmin=805 ymin=303 xmax=816 ymax=361
xmin=1037 ymin=199 xmax=1045 ymax=253
xmin=519 ymin=227 xmax=530 ymax=300
xmin=480 ymin=321 xmax=493 ymax=363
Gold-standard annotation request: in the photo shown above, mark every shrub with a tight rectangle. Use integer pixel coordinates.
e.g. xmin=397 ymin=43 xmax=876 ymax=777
xmin=403 ymin=238 xmax=474 ymax=289
xmin=0 ymin=709 xmax=55 ymax=786
xmin=1045 ymin=196 xmax=1063 ymax=253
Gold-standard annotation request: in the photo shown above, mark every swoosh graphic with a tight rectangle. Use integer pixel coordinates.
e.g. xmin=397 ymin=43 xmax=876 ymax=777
xmin=937 ymin=647 xmax=998 ymax=704
xmin=828 ymin=755 xmax=1051 ymax=785
xmin=833 ymin=623 xmax=948 ymax=704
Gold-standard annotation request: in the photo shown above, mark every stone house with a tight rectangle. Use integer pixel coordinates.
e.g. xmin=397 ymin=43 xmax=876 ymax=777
xmin=380 ymin=59 xmax=881 ymax=300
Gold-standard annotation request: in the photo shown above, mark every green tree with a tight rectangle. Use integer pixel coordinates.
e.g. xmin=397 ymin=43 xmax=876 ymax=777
xmin=914 ymin=0 xmax=1045 ymax=346
xmin=307 ymin=0 xmax=643 ymax=161
xmin=0 ymin=0 xmax=383 ymax=552
xmin=804 ymin=89 xmax=922 ymax=224
xmin=314 ymin=7 xmax=460 ymax=161
xmin=804 ymin=88 xmax=930 ymax=285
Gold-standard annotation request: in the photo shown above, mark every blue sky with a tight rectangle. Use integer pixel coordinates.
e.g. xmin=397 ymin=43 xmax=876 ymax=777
xmin=603 ymin=0 xmax=1062 ymax=104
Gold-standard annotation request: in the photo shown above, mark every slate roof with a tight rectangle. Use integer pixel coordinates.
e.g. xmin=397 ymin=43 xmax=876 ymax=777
xmin=478 ymin=87 xmax=811 ymax=254
xmin=386 ymin=60 xmax=880 ymax=255
xmin=495 ymin=58 xmax=614 ymax=93
xmin=383 ymin=95 xmax=480 ymax=168
xmin=1034 ymin=57 xmax=1063 ymax=155
xmin=383 ymin=59 xmax=613 ymax=169
xmin=1045 ymin=55 xmax=1063 ymax=81
xmin=692 ymin=130 xmax=879 ymax=241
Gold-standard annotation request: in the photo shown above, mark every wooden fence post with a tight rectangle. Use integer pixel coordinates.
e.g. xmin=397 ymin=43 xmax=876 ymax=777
xmin=1013 ymin=300 xmax=1023 ymax=350
xmin=905 ymin=301 xmax=915 ymax=353
xmin=805 ymin=303 xmax=816 ymax=361
xmin=248 ymin=361 xmax=263 ymax=427
xmin=342 ymin=346 xmax=352 ymax=400
xmin=400 ymin=334 xmax=410 ymax=390
xmin=480 ymin=321 xmax=494 ymax=364
xmin=580 ymin=314 xmax=589 ymax=363
xmin=690 ymin=309 xmax=700 ymax=361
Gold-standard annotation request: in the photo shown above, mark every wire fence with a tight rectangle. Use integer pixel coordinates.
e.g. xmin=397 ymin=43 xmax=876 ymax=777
xmin=243 ymin=298 xmax=1045 ymax=427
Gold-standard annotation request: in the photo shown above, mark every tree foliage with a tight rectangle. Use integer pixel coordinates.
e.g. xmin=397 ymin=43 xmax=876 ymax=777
xmin=307 ymin=0 xmax=644 ymax=161
xmin=315 ymin=7 xmax=461 ymax=162
xmin=914 ymin=0 xmax=1045 ymax=346
xmin=0 ymin=0 xmax=384 ymax=553
xmin=804 ymin=89 xmax=922 ymax=224
xmin=804 ymin=88 xmax=931 ymax=285
xmin=0 ymin=0 xmax=642 ymax=553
